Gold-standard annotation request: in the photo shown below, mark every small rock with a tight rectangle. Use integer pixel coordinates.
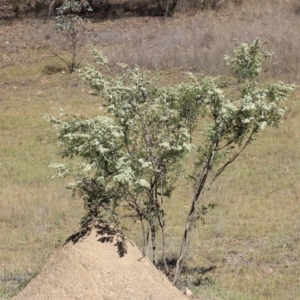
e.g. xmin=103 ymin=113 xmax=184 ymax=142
xmin=183 ymin=287 xmax=193 ymax=297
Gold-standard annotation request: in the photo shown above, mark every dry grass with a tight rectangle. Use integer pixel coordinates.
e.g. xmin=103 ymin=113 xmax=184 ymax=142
xmin=1 ymin=1 xmax=300 ymax=81
xmin=1 ymin=0 xmax=300 ymax=298
xmin=83 ymin=0 xmax=300 ymax=81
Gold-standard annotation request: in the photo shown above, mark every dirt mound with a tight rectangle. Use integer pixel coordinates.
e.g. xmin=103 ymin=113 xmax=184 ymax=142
xmin=13 ymin=221 xmax=187 ymax=300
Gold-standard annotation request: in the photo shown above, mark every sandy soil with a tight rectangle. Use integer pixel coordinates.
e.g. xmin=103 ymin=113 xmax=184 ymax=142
xmin=13 ymin=220 xmax=187 ymax=300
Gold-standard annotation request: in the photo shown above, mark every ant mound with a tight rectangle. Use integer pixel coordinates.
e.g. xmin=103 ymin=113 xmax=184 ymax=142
xmin=13 ymin=220 xmax=187 ymax=300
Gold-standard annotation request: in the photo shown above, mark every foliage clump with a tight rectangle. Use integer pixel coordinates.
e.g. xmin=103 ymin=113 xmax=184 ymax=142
xmin=46 ymin=38 xmax=295 ymax=283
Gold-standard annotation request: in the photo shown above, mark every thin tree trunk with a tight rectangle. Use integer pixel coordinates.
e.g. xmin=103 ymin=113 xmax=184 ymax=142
xmin=47 ymin=0 xmax=56 ymax=20
xmin=157 ymin=210 xmax=169 ymax=275
xmin=150 ymin=220 xmax=157 ymax=266
xmin=157 ymin=0 xmax=178 ymax=17
xmin=142 ymin=221 xmax=150 ymax=257
xmin=164 ymin=0 xmax=178 ymax=17
xmin=173 ymin=142 xmax=218 ymax=285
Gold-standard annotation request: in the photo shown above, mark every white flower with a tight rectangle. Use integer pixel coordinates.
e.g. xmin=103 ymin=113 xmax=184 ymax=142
xmin=259 ymin=121 xmax=268 ymax=130
xmin=136 ymin=179 xmax=150 ymax=189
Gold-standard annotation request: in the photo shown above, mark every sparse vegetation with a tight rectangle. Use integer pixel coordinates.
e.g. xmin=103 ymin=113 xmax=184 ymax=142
xmin=53 ymin=1 xmax=92 ymax=73
xmin=1 ymin=0 xmax=300 ymax=299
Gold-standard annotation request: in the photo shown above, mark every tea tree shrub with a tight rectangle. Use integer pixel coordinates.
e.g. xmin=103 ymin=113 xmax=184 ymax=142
xmin=46 ymin=38 xmax=295 ymax=282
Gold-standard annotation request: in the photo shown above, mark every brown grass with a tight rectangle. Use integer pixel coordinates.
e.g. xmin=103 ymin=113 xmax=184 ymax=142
xmin=1 ymin=0 xmax=300 ymax=298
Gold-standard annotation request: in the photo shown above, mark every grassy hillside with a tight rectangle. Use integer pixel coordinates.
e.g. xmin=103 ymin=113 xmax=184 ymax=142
xmin=1 ymin=0 xmax=300 ymax=298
